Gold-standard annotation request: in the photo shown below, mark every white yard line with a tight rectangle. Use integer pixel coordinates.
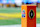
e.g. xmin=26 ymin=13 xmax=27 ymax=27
xmin=0 ymin=24 xmax=21 ymax=27
xmin=37 ymin=24 xmax=40 ymax=27
xmin=0 ymin=24 xmax=40 ymax=27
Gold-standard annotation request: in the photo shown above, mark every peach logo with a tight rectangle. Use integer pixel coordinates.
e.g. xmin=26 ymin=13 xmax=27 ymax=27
xmin=22 ymin=10 xmax=25 ymax=18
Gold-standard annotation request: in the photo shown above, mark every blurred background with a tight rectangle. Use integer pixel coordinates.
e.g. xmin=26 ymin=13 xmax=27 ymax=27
xmin=0 ymin=0 xmax=40 ymax=27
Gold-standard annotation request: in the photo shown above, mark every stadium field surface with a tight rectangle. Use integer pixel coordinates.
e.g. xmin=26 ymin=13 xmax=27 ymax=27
xmin=0 ymin=7 xmax=40 ymax=25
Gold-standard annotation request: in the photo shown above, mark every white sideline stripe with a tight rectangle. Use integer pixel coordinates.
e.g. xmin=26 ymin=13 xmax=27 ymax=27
xmin=0 ymin=24 xmax=40 ymax=27
xmin=37 ymin=24 xmax=40 ymax=27
xmin=0 ymin=24 xmax=21 ymax=27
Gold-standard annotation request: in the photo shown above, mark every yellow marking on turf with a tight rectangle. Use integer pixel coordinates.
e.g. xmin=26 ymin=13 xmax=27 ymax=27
xmin=0 ymin=17 xmax=8 ymax=20
xmin=0 ymin=13 xmax=40 ymax=19
xmin=0 ymin=13 xmax=21 ymax=19
xmin=36 ymin=13 xmax=40 ymax=18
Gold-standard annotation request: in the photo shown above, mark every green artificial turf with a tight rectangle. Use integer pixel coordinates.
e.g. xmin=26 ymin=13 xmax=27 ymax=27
xmin=0 ymin=7 xmax=40 ymax=25
xmin=0 ymin=18 xmax=21 ymax=25
xmin=0 ymin=7 xmax=21 ymax=13
xmin=0 ymin=18 xmax=40 ymax=25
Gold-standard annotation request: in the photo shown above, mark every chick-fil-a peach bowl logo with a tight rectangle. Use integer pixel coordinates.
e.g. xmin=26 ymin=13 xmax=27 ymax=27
xmin=22 ymin=10 xmax=25 ymax=18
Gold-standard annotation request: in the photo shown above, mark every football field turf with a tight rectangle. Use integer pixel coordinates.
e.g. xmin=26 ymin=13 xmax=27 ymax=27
xmin=0 ymin=7 xmax=40 ymax=25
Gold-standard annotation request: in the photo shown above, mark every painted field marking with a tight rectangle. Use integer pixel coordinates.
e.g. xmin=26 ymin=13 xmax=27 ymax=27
xmin=0 ymin=13 xmax=40 ymax=19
